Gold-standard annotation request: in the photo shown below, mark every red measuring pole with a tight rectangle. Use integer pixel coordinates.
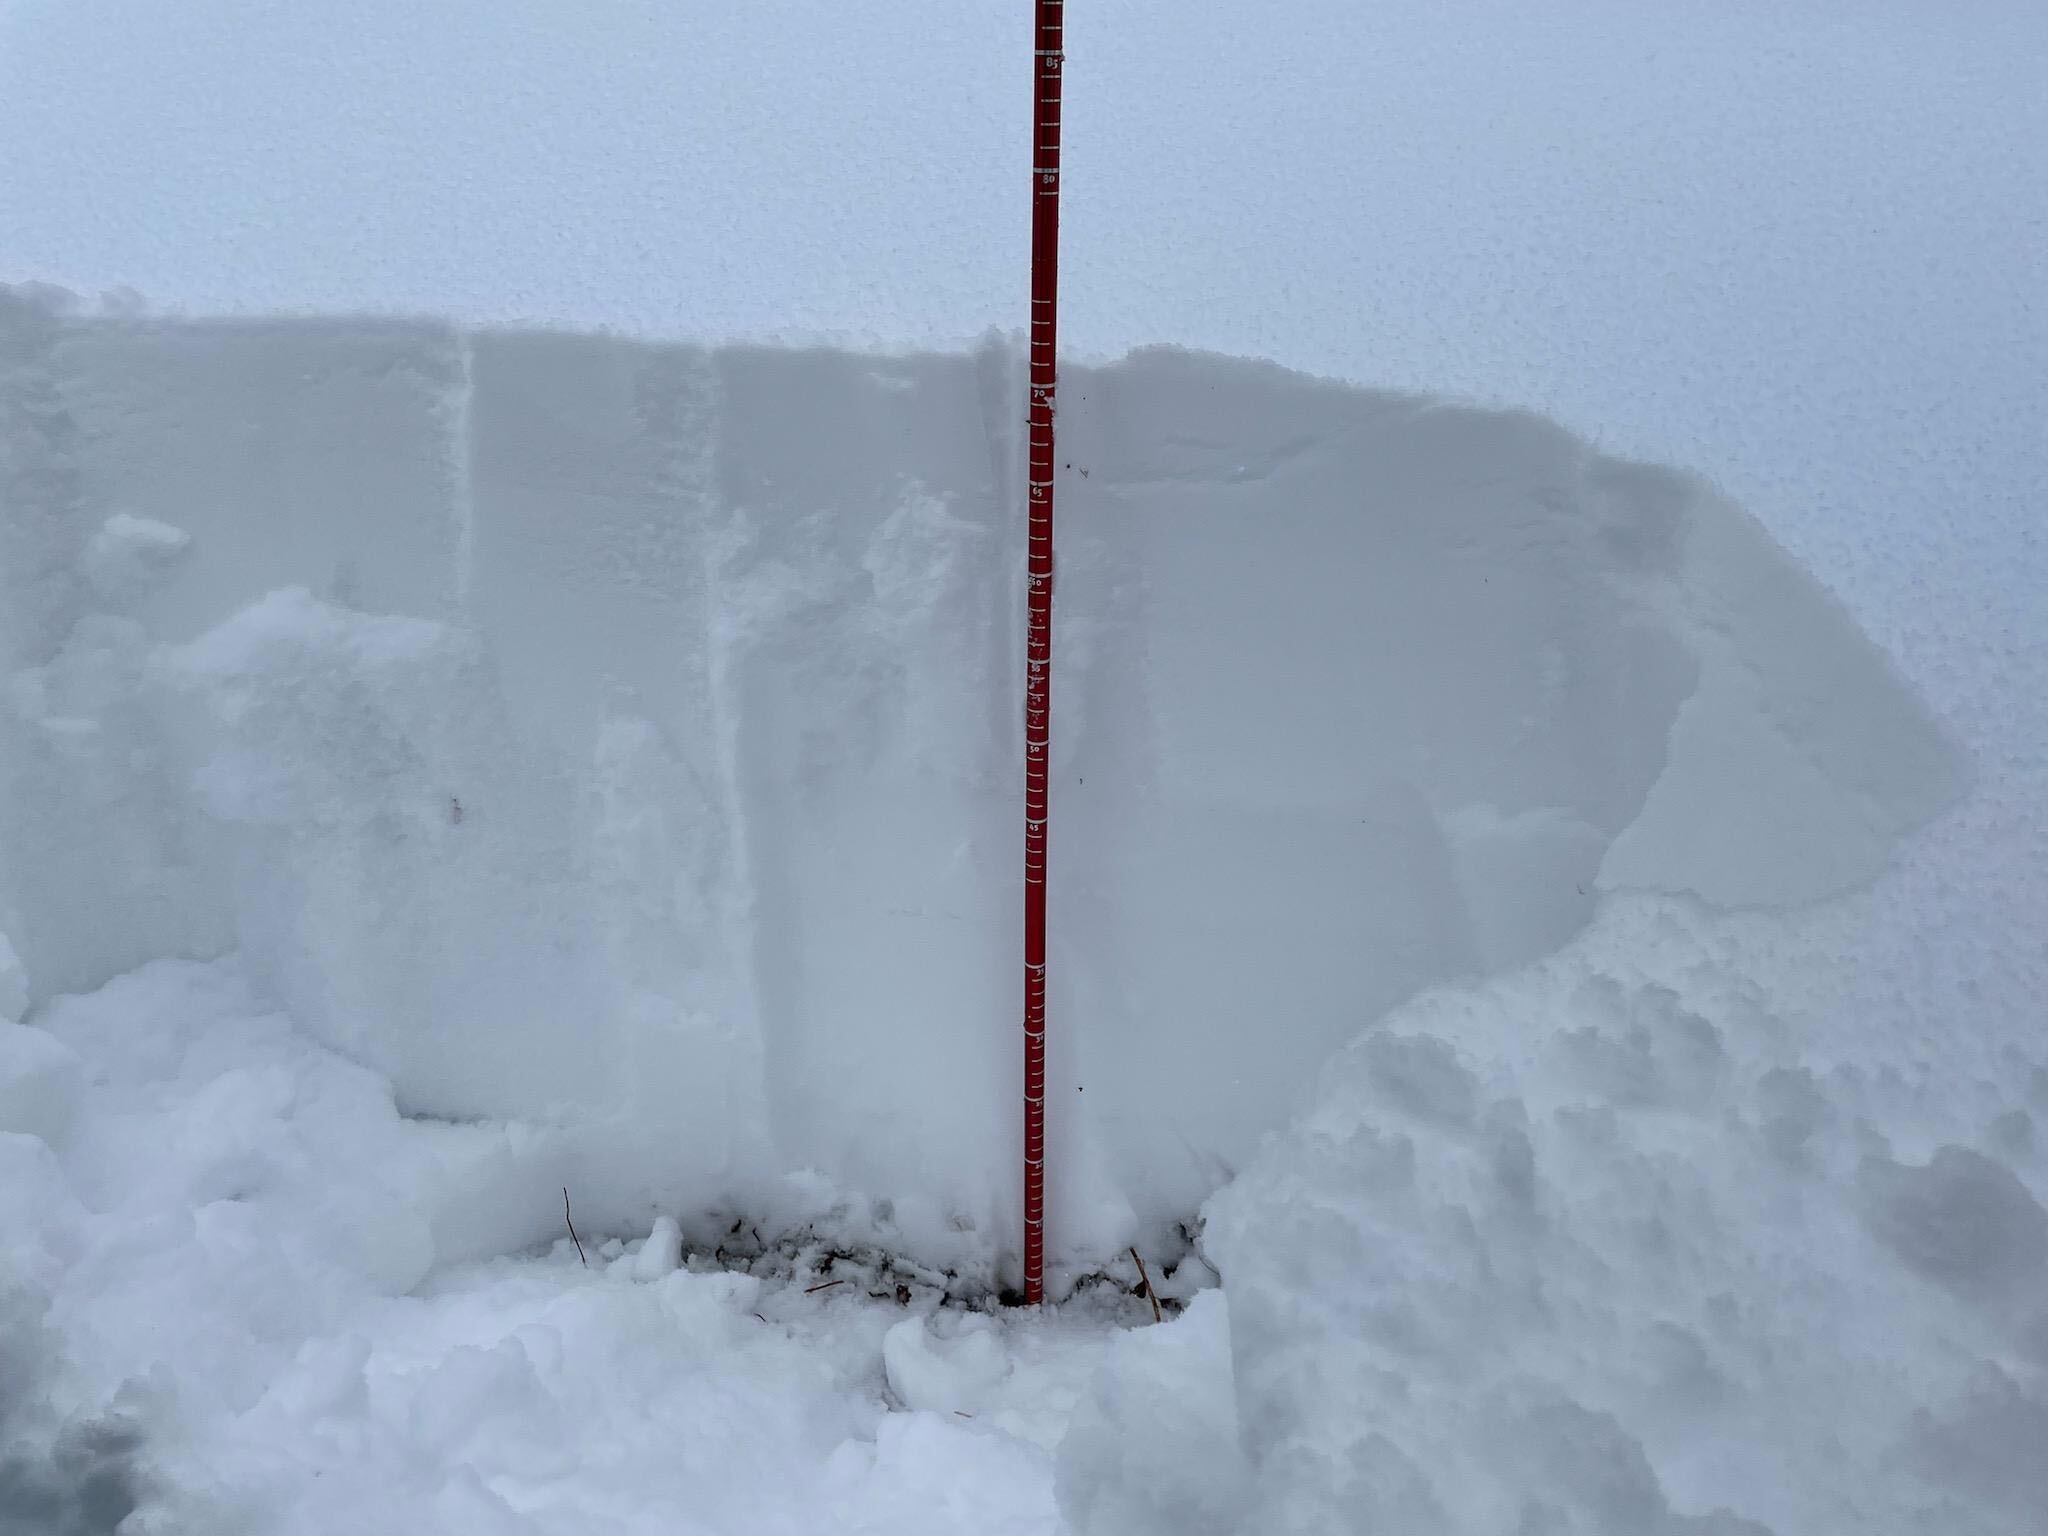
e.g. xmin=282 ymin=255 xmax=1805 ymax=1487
xmin=1022 ymin=0 xmax=1063 ymax=1306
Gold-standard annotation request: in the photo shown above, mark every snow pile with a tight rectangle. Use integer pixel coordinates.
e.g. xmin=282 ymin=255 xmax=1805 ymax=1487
xmin=0 ymin=286 xmax=1960 ymax=1277
xmin=1051 ymin=891 xmax=2048 ymax=1536
xmin=0 ymin=955 xmax=1133 ymax=1534
xmin=11 ymin=896 xmax=2037 ymax=1531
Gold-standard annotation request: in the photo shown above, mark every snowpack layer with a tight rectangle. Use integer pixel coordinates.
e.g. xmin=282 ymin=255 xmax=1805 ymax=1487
xmin=0 ymin=285 xmax=1958 ymax=1274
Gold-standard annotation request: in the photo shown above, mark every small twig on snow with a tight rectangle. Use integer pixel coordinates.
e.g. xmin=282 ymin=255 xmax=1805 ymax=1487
xmin=1129 ymin=1246 xmax=1162 ymax=1325
xmin=562 ymin=1187 xmax=587 ymax=1267
xmin=805 ymin=1279 xmax=846 ymax=1295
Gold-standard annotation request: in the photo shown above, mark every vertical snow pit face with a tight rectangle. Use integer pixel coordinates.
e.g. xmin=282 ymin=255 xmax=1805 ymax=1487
xmin=0 ymin=933 xmax=27 ymax=1024
xmin=0 ymin=286 xmax=86 ymax=675
xmin=1053 ymin=349 xmax=1710 ymax=1232
xmin=1601 ymin=479 xmax=1964 ymax=904
xmin=0 ymin=288 xmax=169 ymax=1002
xmin=53 ymin=314 xmax=469 ymax=636
xmin=1 ymin=290 xmax=1963 ymax=1285
xmin=3 ymin=609 xmax=224 ymax=999
xmin=167 ymin=589 xmax=610 ymax=1124
xmin=2 ymin=298 xmax=470 ymax=1004
xmin=463 ymin=328 xmax=755 ymax=1210
xmin=714 ymin=346 xmax=1015 ymax=1263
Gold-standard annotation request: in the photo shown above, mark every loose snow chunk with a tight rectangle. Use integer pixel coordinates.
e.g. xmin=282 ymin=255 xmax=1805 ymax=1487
xmin=81 ymin=512 xmax=191 ymax=600
xmin=883 ymin=1313 xmax=1011 ymax=1417
xmin=172 ymin=585 xmax=450 ymax=680
xmin=632 ymin=1215 xmax=682 ymax=1280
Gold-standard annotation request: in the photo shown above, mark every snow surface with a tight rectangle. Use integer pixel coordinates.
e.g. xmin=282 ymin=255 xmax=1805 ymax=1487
xmin=4 ymin=0 xmax=2045 ymax=1530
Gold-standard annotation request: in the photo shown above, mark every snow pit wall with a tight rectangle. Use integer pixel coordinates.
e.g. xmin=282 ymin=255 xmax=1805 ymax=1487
xmin=0 ymin=285 xmax=1959 ymax=1275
